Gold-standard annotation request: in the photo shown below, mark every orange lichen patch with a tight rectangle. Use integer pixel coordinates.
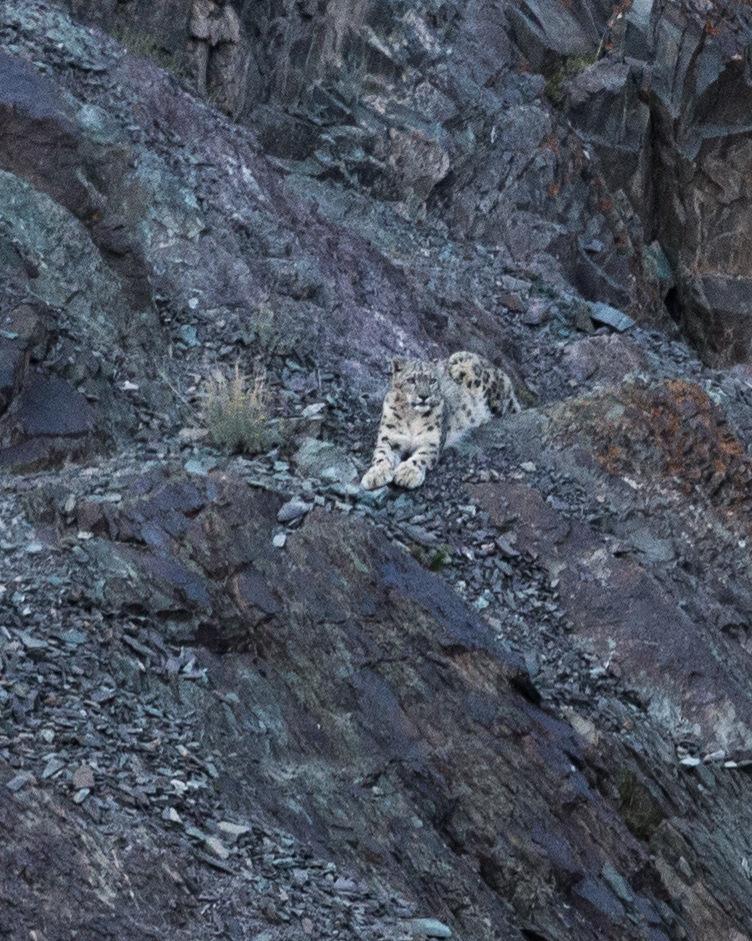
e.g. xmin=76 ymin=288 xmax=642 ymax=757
xmin=554 ymin=380 xmax=752 ymax=521
xmin=547 ymin=181 xmax=561 ymax=199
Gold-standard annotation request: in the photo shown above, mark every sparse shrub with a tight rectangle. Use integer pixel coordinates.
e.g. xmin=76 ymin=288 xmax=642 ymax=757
xmin=410 ymin=544 xmax=453 ymax=572
xmin=616 ymin=768 xmax=665 ymax=842
xmin=203 ymin=365 xmax=275 ymax=454
xmin=251 ymin=304 xmax=282 ymax=353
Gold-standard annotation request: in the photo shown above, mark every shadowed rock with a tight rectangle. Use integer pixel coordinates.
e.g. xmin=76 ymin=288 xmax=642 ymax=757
xmin=0 ymin=373 xmax=98 ymax=472
xmin=565 ymin=0 xmax=752 ymax=365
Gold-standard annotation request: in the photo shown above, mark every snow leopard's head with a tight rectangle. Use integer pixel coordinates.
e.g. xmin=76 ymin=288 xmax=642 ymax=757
xmin=390 ymin=358 xmax=442 ymax=415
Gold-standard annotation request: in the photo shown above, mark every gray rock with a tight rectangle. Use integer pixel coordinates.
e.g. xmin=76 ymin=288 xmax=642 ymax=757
xmin=61 ymin=628 xmax=87 ymax=646
xmin=678 ymin=753 xmax=699 ymax=768
xmin=15 ymin=375 xmax=95 ymax=438
xmin=217 ymin=821 xmax=250 ymax=842
xmin=587 ymin=302 xmax=635 ymax=333
xmin=203 ymin=835 xmax=230 ymax=860
xmin=301 ymin=402 xmax=326 ymax=419
xmin=177 ymin=324 xmax=199 ymax=348
xmin=41 ymin=758 xmax=66 ymax=780
xmin=6 ymin=772 xmax=33 ymax=792
xmin=409 ymin=918 xmax=452 ymax=939
xmin=72 ymin=765 xmax=95 ymax=790
xmin=561 ymin=334 xmax=645 ymax=386
xmin=292 ymin=437 xmax=358 ymax=486
xmin=184 ymin=457 xmax=218 ymax=477
xmin=626 ymin=531 xmax=676 ymax=564
xmin=356 ymin=486 xmax=389 ymax=508
xmin=277 ymin=498 xmax=312 ymax=524
xmin=0 ymin=340 xmax=26 ymax=416
xmin=601 ymin=863 xmax=634 ymax=903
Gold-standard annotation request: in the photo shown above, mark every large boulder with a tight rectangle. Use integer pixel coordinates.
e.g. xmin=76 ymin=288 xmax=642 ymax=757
xmin=507 ymin=0 xmax=612 ymax=69
xmin=0 ymin=372 xmax=97 ymax=472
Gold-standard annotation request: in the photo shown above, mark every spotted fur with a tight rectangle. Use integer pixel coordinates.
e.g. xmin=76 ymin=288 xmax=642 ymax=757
xmin=361 ymin=351 xmax=520 ymax=490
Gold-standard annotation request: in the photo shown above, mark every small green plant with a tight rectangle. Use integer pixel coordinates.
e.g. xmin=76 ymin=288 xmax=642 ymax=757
xmin=545 ymin=53 xmax=599 ymax=106
xmin=252 ymin=305 xmax=283 ymax=354
xmin=428 ymin=546 xmax=452 ymax=572
xmin=410 ymin=544 xmax=453 ymax=572
xmin=250 ymin=304 xmax=306 ymax=359
xmin=203 ymin=364 xmax=275 ymax=454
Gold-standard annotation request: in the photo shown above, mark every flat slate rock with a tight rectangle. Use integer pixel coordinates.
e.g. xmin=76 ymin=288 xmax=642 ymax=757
xmin=14 ymin=374 xmax=95 ymax=438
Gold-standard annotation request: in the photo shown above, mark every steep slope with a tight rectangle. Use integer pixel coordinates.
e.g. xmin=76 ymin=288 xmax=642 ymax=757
xmin=3 ymin=2 xmax=752 ymax=940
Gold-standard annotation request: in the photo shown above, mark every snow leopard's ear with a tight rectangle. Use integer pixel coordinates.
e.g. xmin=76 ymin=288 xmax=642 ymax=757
xmin=391 ymin=357 xmax=407 ymax=376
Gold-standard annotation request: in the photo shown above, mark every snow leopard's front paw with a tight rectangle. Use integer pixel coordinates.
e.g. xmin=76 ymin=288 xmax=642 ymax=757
xmin=393 ymin=461 xmax=426 ymax=490
xmin=361 ymin=462 xmax=395 ymax=490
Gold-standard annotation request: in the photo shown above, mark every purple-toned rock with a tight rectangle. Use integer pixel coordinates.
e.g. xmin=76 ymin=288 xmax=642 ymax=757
xmin=15 ymin=375 xmax=95 ymax=439
xmin=0 ymin=373 xmax=97 ymax=472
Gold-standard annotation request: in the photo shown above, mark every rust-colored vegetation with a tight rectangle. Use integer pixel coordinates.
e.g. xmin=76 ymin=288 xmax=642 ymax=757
xmin=558 ymin=380 xmax=752 ymax=520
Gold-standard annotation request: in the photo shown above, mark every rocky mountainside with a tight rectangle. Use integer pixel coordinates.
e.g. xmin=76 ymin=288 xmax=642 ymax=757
xmin=3 ymin=1 xmax=752 ymax=939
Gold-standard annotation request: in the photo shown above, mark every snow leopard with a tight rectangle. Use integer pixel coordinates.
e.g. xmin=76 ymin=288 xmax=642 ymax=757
xmin=361 ymin=351 xmax=520 ymax=490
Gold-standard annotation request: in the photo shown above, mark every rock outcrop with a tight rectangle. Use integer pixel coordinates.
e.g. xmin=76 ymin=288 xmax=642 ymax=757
xmin=565 ymin=0 xmax=752 ymax=365
xmin=65 ymin=0 xmax=752 ymax=365
xmin=64 ymin=0 xmax=659 ymax=318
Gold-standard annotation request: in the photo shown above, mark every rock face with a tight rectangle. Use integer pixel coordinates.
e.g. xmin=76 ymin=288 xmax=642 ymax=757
xmin=187 ymin=0 xmax=250 ymax=118
xmin=61 ymin=0 xmax=752 ymax=366
xmin=0 ymin=294 xmax=101 ymax=470
xmin=4 ymin=1 xmax=752 ymax=939
xmin=473 ymin=387 xmax=752 ymax=749
xmin=15 ymin=462 xmax=752 ymax=939
xmin=565 ymin=0 xmax=752 ymax=365
xmin=64 ymin=0 xmax=655 ymax=317
xmin=66 ymin=0 xmax=752 ymax=365
xmin=647 ymin=1 xmax=752 ymax=365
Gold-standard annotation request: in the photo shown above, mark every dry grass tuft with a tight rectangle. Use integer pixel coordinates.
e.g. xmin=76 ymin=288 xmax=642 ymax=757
xmin=203 ymin=365 xmax=274 ymax=455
